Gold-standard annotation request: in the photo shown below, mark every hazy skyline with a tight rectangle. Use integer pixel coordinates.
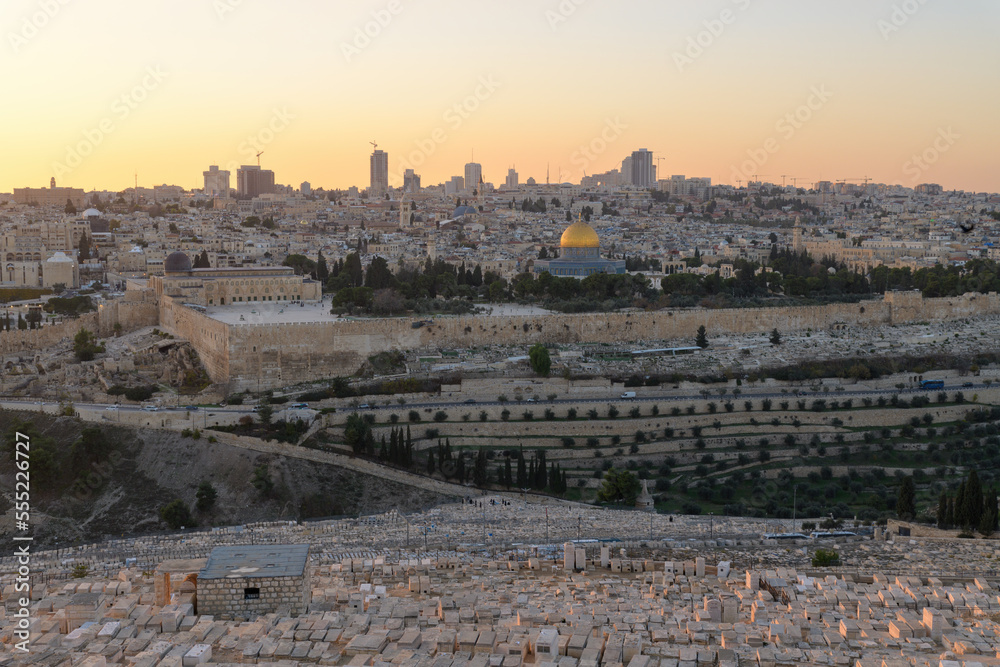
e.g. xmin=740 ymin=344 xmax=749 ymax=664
xmin=5 ymin=0 xmax=999 ymax=194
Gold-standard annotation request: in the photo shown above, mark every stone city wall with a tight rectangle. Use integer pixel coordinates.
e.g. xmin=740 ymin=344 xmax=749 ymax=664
xmin=0 ymin=301 xmax=158 ymax=357
xmin=161 ymin=291 xmax=1000 ymax=391
xmin=159 ymin=297 xmax=230 ymax=386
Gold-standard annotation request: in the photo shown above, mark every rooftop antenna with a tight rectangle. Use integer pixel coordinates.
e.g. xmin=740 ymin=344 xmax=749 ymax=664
xmin=256 ymin=151 xmax=264 ymax=167
xmin=546 ymin=163 xmax=550 ymax=186
xmin=134 ymin=171 xmax=138 ymax=204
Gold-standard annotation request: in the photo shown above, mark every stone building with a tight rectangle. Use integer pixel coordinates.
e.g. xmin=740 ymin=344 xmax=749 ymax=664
xmin=197 ymin=544 xmax=310 ymax=619
xmin=149 ymin=251 xmax=321 ymax=305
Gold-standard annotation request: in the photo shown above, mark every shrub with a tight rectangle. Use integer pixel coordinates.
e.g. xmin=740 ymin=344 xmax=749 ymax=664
xmin=561 ymin=437 xmax=576 ymax=448
xmin=408 ymin=410 xmax=421 ymax=423
xmin=160 ymin=499 xmax=194 ymax=529
xmin=433 ymin=411 xmax=448 ymax=422
xmin=811 ymin=549 xmax=840 ymax=567
xmin=567 ymin=408 xmax=577 ymax=419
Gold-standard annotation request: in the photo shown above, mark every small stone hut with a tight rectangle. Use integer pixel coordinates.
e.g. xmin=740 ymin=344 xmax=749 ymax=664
xmin=197 ymin=544 xmax=310 ymax=619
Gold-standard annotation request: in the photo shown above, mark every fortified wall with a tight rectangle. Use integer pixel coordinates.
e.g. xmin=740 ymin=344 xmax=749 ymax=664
xmin=162 ymin=290 xmax=1000 ymax=391
xmin=159 ymin=297 xmax=230 ymax=388
xmin=0 ymin=296 xmax=158 ymax=358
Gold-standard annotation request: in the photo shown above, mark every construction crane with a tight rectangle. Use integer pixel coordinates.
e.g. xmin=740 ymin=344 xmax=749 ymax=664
xmin=370 ymin=140 xmax=378 ymax=152
xmin=256 ymin=151 xmax=264 ymax=167
xmin=780 ymin=175 xmax=791 ymax=188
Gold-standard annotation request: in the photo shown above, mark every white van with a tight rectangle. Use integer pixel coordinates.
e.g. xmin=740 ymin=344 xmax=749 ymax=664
xmin=620 ymin=391 xmax=637 ymax=399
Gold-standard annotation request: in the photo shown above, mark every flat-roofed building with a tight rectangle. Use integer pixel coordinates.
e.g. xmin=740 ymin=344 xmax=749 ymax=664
xmin=197 ymin=545 xmax=310 ymax=619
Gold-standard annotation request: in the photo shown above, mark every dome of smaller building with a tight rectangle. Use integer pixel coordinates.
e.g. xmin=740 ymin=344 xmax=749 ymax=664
xmin=81 ymin=208 xmax=101 ymax=218
xmin=46 ymin=251 xmax=73 ymax=263
xmin=164 ymin=251 xmax=192 ymax=273
xmin=453 ymin=205 xmax=478 ymax=218
xmin=560 ymin=219 xmax=600 ymax=249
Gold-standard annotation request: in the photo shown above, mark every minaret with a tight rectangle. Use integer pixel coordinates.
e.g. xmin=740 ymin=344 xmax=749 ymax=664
xmin=793 ymin=216 xmax=804 ymax=253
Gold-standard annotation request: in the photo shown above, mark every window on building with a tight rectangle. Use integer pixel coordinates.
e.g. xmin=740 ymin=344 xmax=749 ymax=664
xmin=244 ymin=587 xmax=260 ymax=600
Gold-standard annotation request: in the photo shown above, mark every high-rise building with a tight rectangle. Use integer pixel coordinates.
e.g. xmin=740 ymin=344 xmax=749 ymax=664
xmin=629 ymin=149 xmax=655 ymax=188
xmin=203 ymin=166 xmax=230 ymax=197
xmin=236 ymin=166 xmax=275 ymax=198
xmin=403 ymin=169 xmax=421 ymax=194
xmin=445 ymin=176 xmax=465 ymax=196
xmin=301 ymin=181 xmax=312 ymax=195
xmin=505 ymin=168 xmax=519 ymax=189
xmin=465 ymin=163 xmax=483 ymax=193
xmin=370 ymin=149 xmax=389 ymax=196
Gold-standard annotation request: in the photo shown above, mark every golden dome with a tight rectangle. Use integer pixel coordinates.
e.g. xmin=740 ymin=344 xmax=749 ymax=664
xmin=560 ymin=219 xmax=600 ymax=249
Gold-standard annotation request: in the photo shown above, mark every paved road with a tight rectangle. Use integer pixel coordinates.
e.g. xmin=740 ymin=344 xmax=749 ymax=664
xmin=0 ymin=381 xmax=988 ymax=416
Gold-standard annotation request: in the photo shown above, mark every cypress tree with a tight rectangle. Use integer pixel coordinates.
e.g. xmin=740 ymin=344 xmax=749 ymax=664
xmin=516 ymin=449 xmax=527 ymax=488
xmin=426 ymin=449 xmax=435 ymax=475
xmin=937 ymin=491 xmax=949 ymax=529
xmin=896 ymin=476 xmax=916 ymax=521
xmin=504 ymin=457 xmax=513 ymax=488
xmin=945 ymin=495 xmax=955 ymax=528
xmin=534 ymin=450 xmax=548 ymax=490
xmin=954 ymin=481 xmax=967 ymax=527
xmin=965 ymin=470 xmax=983 ymax=529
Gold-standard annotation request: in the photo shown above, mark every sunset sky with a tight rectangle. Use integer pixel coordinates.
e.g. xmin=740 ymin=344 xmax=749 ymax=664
xmin=4 ymin=0 xmax=998 ymax=194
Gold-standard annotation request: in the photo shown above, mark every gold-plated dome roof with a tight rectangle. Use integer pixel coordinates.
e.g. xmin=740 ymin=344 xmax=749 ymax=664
xmin=560 ymin=219 xmax=600 ymax=249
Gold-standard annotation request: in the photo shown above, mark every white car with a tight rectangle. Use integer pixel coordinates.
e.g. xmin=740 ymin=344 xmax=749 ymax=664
xmin=105 ymin=406 xmax=118 ymax=411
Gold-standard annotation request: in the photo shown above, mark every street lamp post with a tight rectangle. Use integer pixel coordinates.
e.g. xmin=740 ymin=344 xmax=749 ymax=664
xmin=710 ymin=513 xmax=714 ymax=541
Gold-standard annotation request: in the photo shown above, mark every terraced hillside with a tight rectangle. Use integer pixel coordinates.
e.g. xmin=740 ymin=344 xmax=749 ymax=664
xmin=322 ymin=385 xmax=1000 ymax=524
